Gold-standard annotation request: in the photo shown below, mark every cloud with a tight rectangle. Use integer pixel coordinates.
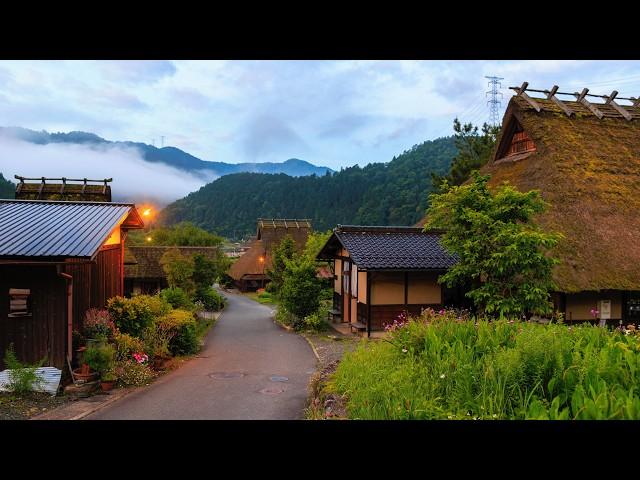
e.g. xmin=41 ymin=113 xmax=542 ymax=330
xmin=319 ymin=114 xmax=375 ymax=138
xmin=99 ymin=60 xmax=177 ymax=85
xmin=241 ymin=114 xmax=308 ymax=160
xmin=0 ymin=136 xmax=212 ymax=207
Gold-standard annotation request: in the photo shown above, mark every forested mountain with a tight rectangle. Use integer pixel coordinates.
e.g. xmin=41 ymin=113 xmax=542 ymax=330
xmin=0 ymin=173 xmax=15 ymax=198
xmin=160 ymin=137 xmax=457 ymax=239
xmin=0 ymin=127 xmax=333 ymax=178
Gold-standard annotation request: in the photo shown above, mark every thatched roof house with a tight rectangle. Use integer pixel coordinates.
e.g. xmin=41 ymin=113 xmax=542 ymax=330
xmin=14 ymin=176 xmax=113 ymax=202
xmin=479 ymin=84 xmax=640 ymax=323
xmin=124 ymin=245 xmax=222 ymax=295
xmin=228 ymin=219 xmax=312 ymax=291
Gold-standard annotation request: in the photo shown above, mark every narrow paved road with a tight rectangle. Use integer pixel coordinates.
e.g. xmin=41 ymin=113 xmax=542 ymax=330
xmin=86 ymin=291 xmax=317 ymax=420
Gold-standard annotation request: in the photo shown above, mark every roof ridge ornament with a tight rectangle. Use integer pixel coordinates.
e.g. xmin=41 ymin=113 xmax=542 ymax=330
xmin=574 ymin=88 xmax=604 ymax=119
xmin=514 ymin=82 xmax=541 ymax=112
xmin=605 ymin=90 xmax=633 ymax=121
xmin=546 ymin=85 xmax=574 ymax=117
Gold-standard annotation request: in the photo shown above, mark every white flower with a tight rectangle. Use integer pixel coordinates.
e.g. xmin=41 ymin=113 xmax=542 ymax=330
xmin=440 ymin=374 xmax=446 ymax=379
xmin=402 ymin=348 xmax=408 ymax=353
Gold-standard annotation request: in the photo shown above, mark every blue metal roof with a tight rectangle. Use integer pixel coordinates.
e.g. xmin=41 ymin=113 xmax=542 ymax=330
xmin=0 ymin=200 xmax=141 ymax=259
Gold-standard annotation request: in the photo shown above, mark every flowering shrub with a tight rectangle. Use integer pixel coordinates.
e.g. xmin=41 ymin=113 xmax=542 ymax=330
xmin=384 ymin=311 xmax=409 ymax=332
xmin=132 ymin=352 xmax=149 ymax=364
xmin=113 ymin=332 xmax=145 ymax=362
xmin=83 ymin=308 xmax=117 ymax=339
xmin=115 ymin=360 xmax=155 ymax=387
xmin=107 ymin=295 xmax=171 ymax=337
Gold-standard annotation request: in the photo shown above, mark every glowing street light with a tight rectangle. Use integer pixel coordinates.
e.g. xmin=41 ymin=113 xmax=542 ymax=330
xmin=146 ymin=236 xmax=153 ymax=242
xmin=143 ymin=208 xmax=152 ymax=217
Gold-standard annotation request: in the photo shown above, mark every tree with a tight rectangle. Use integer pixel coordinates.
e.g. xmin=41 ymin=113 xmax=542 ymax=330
xmin=279 ymin=255 xmax=322 ymax=320
xmin=425 ymin=172 xmax=562 ymax=318
xmin=128 ymin=222 xmax=224 ymax=247
xmin=302 ymin=230 xmax=332 ymax=260
xmin=160 ymin=248 xmax=195 ymax=294
xmin=431 ymin=119 xmax=499 ymax=193
xmin=266 ymin=235 xmax=296 ymax=293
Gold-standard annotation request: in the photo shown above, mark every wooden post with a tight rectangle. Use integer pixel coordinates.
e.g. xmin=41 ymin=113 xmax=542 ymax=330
xmin=515 ymin=82 xmax=542 ymax=112
xmin=574 ymin=88 xmax=604 ymax=119
xmin=367 ymin=271 xmax=372 ymax=338
xmin=547 ymin=85 xmax=574 ymax=117
xmin=605 ymin=90 xmax=632 ymax=121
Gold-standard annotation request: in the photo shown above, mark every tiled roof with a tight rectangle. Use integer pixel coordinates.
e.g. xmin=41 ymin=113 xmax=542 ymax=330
xmin=124 ymin=246 xmax=222 ymax=279
xmin=0 ymin=199 xmax=143 ymax=259
xmin=327 ymin=225 xmax=457 ymax=270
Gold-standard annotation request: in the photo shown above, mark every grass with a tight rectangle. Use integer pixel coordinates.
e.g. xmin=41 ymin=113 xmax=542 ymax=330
xmin=245 ymin=291 xmax=278 ymax=305
xmin=326 ymin=309 xmax=640 ymax=420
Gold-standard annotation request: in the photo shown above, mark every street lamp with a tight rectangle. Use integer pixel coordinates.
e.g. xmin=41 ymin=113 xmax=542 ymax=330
xmin=259 ymin=255 xmax=265 ymax=290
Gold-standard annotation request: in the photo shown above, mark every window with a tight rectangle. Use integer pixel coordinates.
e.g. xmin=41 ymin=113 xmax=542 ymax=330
xmin=9 ymin=288 xmax=31 ymax=317
xmin=506 ymin=131 xmax=535 ymax=156
xmin=343 ymin=262 xmax=351 ymax=295
xmin=352 ymin=265 xmax=358 ymax=298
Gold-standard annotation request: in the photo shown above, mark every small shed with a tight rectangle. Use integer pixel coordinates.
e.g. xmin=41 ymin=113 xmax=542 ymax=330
xmin=317 ymin=225 xmax=459 ymax=335
xmin=0 ymin=199 xmax=144 ymax=369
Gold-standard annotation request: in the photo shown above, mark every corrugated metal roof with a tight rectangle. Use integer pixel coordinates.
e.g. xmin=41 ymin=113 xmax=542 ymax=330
xmin=0 ymin=200 xmax=138 ymax=259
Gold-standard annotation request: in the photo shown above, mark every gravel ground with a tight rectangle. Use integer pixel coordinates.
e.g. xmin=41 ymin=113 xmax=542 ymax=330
xmin=303 ymin=328 xmax=362 ymax=419
xmin=0 ymin=392 xmax=73 ymax=420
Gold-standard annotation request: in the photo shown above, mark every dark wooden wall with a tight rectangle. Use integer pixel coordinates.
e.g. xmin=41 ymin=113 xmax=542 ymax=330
xmin=369 ymin=304 xmax=441 ymax=331
xmin=0 ymin=266 xmax=67 ymax=369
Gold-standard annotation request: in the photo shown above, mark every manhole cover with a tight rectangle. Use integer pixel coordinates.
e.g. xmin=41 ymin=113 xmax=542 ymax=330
xmin=208 ymin=372 xmax=245 ymax=379
xmin=270 ymin=375 xmax=289 ymax=382
xmin=259 ymin=387 xmax=285 ymax=395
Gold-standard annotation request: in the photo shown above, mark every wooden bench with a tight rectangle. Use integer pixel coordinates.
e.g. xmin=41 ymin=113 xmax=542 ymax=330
xmin=349 ymin=321 xmax=367 ymax=334
xmin=327 ymin=308 xmax=341 ymax=323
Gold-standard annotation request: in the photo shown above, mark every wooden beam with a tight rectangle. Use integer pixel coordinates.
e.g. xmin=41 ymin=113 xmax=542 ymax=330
xmin=515 ymin=82 xmax=541 ymax=112
xmin=605 ymin=90 xmax=632 ymax=121
xmin=37 ymin=177 xmax=45 ymax=199
xmin=59 ymin=177 xmax=66 ymax=194
xmin=574 ymin=89 xmax=604 ymax=119
xmin=546 ymin=85 xmax=574 ymax=117
xmin=631 ymin=97 xmax=640 ymax=108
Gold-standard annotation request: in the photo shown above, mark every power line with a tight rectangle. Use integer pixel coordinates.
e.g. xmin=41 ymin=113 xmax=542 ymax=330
xmin=485 ymin=76 xmax=504 ymax=126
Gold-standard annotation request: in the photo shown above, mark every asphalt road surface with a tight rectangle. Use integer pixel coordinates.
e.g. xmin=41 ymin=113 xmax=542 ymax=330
xmin=85 ymin=290 xmax=317 ymax=420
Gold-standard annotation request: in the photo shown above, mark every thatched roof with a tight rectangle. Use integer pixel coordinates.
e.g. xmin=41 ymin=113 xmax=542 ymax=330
xmin=228 ymin=218 xmax=312 ymax=281
xmin=124 ymin=245 xmax=221 ymax=279
xmin=14 ymin=177 xmax=112 ymax=202
xmin=478 ymin=90 xmax=640 ymax=292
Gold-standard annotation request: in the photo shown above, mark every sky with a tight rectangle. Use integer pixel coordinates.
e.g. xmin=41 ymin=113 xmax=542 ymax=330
xmin=1 ymin=60 xmax=640 ymax=171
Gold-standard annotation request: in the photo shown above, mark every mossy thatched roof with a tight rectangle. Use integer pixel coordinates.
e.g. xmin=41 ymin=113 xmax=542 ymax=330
xmin=480 ymin=94 xmax=640 ymax=293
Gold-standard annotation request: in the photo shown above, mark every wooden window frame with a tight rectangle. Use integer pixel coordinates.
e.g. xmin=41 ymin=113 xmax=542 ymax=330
xmin=8 ymin=288 xmax=32 ymax=318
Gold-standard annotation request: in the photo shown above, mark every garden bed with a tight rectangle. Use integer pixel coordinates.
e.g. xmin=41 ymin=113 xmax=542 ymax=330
xmin=0 ymin=392 xmax=72 ymax=420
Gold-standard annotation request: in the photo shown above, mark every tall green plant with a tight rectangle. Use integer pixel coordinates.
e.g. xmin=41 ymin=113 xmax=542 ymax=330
xmin=3 ymin=344 xmax=45 ymax=395
xmin=266 ymin=235 xmax=296 ymax=294
xmin=160 ymin=248 xmax=196 ymax=294
xmin=426 ymin=172 xmax=562 ymax=317
xmin=279 ymin=255 xmax=322 ymax=321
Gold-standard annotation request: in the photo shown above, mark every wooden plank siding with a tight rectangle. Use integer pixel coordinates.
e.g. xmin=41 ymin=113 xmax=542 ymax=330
xmin=0 ymin=266 xmax=67 ymax=369
xmin=369 ymin=304 xmax=441 ymax=331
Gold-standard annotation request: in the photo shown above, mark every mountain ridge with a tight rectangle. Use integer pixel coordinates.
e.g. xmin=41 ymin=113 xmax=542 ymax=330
xmin=0 ymin=126 xmax=334 ymax=178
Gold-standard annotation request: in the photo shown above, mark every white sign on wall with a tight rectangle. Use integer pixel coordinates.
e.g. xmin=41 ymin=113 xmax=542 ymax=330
xmin=599 ymin=300 xmax=612 ymax=320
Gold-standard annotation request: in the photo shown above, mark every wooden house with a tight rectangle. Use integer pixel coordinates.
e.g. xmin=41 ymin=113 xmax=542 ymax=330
xmin=478 ymin=83 xmax=640 ymax=325
xmin=229 ymin=218 xmax=312 ymax=291
xmin=317 ymin=226 xmax=459 ymax=335
xmin=124 ymin=245 xmax=223 ymax=296
xmin=0 ymin=199 xmax=144 ymax=369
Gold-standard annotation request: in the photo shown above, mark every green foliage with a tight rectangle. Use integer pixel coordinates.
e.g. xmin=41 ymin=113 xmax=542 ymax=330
xmin=0 ymin=173 xmax=15 ymax=199
xmin=266 ymin=235 xmax=296 ymax=293
xmin=159 ymin=137 xmax=457 ymax=239
xmin=194 ymin=287 xmax=226 ymax=311
xmin=82 ymin=308 xmax=117 ymax=339
xmin=158 ymin=310 xmax=199 ymax=356
xmin=83 ymin=343 xmax=116 ymax=377
xmin=279 ymin=255 xmax=322 ymax=320
xmin=113 ymin=332 xmax=145 ymax=362
xmin=330 ymin=312 xmax=640 ymax=420
xmin=431 ymin=119 xmax=499 ymax=193
xmin=2 ymin=344 xmax=45 ymax=395
xmin=115 ymin=360 xmax=155 ymax=387
xmin=303 ymin=230 xmax=332 ymax=260
xmin=160 ymin=287 xmax=194 ymax=311
xmin=300 ymin=301 xmax=331 ymax=332
xmin=426 ymin=172 xmax=562 ymax=317
xmin=160 ymin=248 xmax=196 ymax=294
xmin=192 ymin=254 xmax=217 ymax=290
xmin=107 ymin=295 xmax=171 ymax=337
xmin=128 ymin=222 xmax=224 ymax=247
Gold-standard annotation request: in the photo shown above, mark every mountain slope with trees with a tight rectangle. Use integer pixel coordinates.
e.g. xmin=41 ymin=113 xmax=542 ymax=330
xmin=0 ymin=173 xmax=14 ymax=198
xmin=160 ymin=137 xmax=457 ymax=239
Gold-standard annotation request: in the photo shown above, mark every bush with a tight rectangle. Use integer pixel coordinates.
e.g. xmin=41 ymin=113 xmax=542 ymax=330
xmin=158 ymin=310 xmax=199 ymax=356
xmin=301 ymin=302 xmax=330 ymax=332
xmin=107 ymin=295 xmax=170 ymax=337
xmin=330 ymin=312 xmax=640 ymax=420
xmin=83 ymin=343 xmax=116 ymax=376
xmin=83 ymin=308 xmax=117 ymax=340
xmin=160 ymin=287 xmax=194 ymax=311
xmin=279 ymin=256 xmax=322 ymax=319
xmin=113 ymin=332 xmax=145 ymax=362
xmin=2 ymin=344 xmax=45 ymax=395
xmin=194 ymin=287 xmax=226 ymax=311
xmin=115 ymin=360 xmax=156 ymax=387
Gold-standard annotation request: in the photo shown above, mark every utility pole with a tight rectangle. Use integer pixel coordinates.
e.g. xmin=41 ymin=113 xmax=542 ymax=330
xmin=160 ymin=136 xmax=165 ymax=148
xmin=151 ymin=138 xmax=155 ymax=147
xmin=485 ymin=76 xmax=504 ymax=126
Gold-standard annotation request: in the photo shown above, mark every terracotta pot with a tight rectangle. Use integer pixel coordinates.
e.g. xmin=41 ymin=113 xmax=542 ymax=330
xmin=73 ymin=367 xmax=98 ymax=383
xmin=100 ymin=380 xmax=115 ymax=392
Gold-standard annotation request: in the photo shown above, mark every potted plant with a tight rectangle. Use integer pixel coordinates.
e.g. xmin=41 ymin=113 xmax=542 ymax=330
xmin=83 ymin=343 xmax=116 ymax=387
xmin=100 ymin=368 xmax=117 ymax=391
xmin=83 ymin=308 xmax=117 ymax=346
xmin=73 ymin=362 xmax=98 ymax=383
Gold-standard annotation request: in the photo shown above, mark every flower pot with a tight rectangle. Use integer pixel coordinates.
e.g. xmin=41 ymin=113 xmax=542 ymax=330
xmin=100 ymin=380 xmax=115 ymax=392
xmin=73 ymin=367 xmax=98 ymax=383
xmin=152 ymin=356 xmax=169 ymax=370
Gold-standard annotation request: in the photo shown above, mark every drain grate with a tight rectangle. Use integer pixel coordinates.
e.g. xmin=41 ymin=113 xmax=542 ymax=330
xmin=208 ymin=372 xmax=245 ymax=379
xmin=269 ymin=375 xmax=289 ymax=383
xmin=259 ymin=386 xmax=285 ymax=395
